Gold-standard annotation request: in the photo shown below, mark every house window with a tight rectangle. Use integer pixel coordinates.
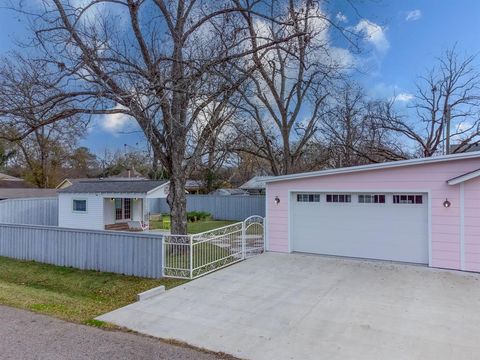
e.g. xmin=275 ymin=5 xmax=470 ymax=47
xmin=326 ymin=194 xmax=351 ymax=203
xmin=393 ymin=194 xmax=423 ymax=204
xmin=358 ymin=194 xmax=386 ymax=204
xmin=296 ymin=194 xmax=320 ymax=202
xmin=72 ymin=199 xmax=87 ymax=212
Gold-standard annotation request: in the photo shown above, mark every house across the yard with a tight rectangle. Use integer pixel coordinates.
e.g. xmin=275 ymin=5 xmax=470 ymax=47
xmin=265 ymin=151 xmax=480 ymax=273
xmin=0 ymin=172 xmax=57 ymax=200
xmin=209 ymin=188 xmax=249 ymax=196
xmin=239 ymin=176 xmax=273 ymax=195
xmin=57 ymin=180 xmax=169 ymax=231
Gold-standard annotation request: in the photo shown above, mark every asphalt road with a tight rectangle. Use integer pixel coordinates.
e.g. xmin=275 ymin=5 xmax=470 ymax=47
xmin=0 ymin=305 xmax=232 ymax=360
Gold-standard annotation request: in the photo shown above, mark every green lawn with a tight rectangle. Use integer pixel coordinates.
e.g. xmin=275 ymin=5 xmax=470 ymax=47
xmin=150 ymin=217 xmax=237 ymax=234
xmin=0 ymin=256 xmax=187 ymax=327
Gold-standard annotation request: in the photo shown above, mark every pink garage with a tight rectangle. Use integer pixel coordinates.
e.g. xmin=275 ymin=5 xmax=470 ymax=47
xmin=265 ymin=152 xmax=480 ymax=272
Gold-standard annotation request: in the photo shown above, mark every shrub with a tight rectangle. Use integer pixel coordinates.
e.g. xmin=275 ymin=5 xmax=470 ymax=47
xmin=187 ymin=211 xmax=211 ymax=222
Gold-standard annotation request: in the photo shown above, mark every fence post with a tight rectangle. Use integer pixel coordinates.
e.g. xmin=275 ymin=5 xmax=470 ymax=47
xmin=241 ymin=220 xmax=246 ymax=259
xmin=263 ymin=217 xmax=266 ymax=252
xmin=189 ymin=235 xmax=193 ymax=279
xmin=161 ymin=236 xmax=165 ymax=277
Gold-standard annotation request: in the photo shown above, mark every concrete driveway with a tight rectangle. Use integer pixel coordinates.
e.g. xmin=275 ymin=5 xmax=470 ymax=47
xmin=98 ymin=253 xmax=480 ymax=360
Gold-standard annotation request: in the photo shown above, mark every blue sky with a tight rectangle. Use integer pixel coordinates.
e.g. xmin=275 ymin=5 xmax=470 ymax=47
xmin=1 ymin=1 xmax=480 ymax=155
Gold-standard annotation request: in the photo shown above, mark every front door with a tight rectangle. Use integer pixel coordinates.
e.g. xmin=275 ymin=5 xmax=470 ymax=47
xmin=115 ymin=198 xmax=132 ymax=222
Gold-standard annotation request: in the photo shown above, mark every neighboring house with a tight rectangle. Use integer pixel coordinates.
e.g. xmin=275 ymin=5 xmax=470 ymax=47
xmin=209 ymin=188 xmax=249 ymax=196
xmin=239 ymin=176 xmax=274 ymax=195
xmin=185 ymin=179 xmax=206 ymax=194
xmin=57 ymin=180 xmax=169 ymax=230
xmin=0 ymin=172 xmax=57 ymax=200
xmin=449 ymin=143 xmax=480 ymax=153
xmin=0 ymin=172 xmax=33 ymax=188
xmin=265 ymin=151 xmax=480 ymax=273
xmin=0 ymin=188 xmax=58 ymax=200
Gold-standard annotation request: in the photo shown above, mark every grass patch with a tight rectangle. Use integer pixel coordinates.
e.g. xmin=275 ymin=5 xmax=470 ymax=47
xmin=0 ymin=256 xmax=187 ymax=326
xmin=150 ymin=217 xmax=237 ymax=234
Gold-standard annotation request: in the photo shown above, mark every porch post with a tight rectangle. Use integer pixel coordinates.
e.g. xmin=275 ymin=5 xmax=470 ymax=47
xmin=144 ymin=197 xmax=149 ymax=229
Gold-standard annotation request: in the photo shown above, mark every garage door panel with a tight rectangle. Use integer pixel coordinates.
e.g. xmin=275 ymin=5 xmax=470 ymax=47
xmin=291 ymin=192 xmax=428 ymax=264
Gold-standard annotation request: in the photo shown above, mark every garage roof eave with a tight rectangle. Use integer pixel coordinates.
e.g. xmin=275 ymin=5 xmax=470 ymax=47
xmin=447 ymin=168 xmax=480 ymax=185
xmin=265 ymin=151 xmax=480 ymax=184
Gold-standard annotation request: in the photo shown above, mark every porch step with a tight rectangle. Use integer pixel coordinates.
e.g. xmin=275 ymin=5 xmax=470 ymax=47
xmin=105 ymin=223 xmax=130 ymax=231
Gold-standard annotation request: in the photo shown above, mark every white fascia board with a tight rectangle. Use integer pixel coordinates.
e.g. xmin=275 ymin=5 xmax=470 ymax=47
xmin=447 ymin=169 xmax=480 ymax=185
xmin=266 ymin=152 xmax=480 ymax=184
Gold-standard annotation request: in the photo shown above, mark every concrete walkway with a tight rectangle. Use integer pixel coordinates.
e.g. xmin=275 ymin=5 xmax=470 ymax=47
xmin=0 ymin=305 xmax=230 ymax=360
xmin=99 ymin=253 xmax=480 ymax=360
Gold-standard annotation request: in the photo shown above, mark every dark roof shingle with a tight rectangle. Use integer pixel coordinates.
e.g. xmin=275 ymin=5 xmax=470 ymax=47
xmin=58 ymin=180 xmax=168 ymax=194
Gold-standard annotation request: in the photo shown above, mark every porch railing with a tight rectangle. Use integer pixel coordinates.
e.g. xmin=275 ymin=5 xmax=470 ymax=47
xmin=162 ymin=216 xmax=264 ymax=279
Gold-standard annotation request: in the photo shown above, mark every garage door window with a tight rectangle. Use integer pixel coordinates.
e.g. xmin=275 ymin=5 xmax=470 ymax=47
xmin=326 ymin=194 xmax=351 ymax=203
xmin=297 ymin=194 xmax=320 ymax=202
xmin=393 ymin=194 xmax=423 ymax=204
xmin=358 ymin=194 xmax=385 ymax=203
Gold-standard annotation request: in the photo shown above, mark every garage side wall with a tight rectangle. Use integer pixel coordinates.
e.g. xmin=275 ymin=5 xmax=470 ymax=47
xmin=266 ymin=158 xmax=480 ymax=271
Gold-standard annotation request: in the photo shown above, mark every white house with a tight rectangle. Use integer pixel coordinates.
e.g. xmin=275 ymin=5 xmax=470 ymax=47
xmin=58 ymin=180 xmax=169 ymax=230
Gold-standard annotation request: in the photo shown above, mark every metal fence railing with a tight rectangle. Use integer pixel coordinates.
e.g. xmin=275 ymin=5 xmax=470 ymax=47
xmin=162 ymin=216 xmax=265 ymax=279
xmin=0 ymin=197 xmax=58 ymax=226
xmin=0 ymin=223 xmax=163 ymax=278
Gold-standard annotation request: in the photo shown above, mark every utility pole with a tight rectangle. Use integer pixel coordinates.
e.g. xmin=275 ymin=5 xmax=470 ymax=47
xmin=445 ymin=105 xmax=451 ymax=155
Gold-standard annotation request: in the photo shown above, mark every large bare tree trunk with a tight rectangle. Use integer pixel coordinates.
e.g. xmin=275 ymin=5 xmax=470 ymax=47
xmin=167 ymin=175 xmax=187 ymax=235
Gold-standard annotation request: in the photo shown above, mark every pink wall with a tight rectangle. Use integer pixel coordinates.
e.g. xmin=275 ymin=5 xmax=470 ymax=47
xmin=266 ymin=158 xmax=480 ymax=272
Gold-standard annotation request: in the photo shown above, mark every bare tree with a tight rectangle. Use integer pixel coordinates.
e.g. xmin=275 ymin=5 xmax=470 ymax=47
xmin=6 ymin=0 xmax=306 ymax=233
xmin=0 ymin=56 xmax=89 ymax=187
xmin=378 ymin=47 xmax=480 ymax=157
xmin=321 ymin=82 xmax=408 ymax=167
xmin=233 ymin=0 xmax=356 ymax=175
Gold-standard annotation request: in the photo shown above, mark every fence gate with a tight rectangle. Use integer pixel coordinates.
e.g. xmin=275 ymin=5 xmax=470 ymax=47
xmin=162 ymin=215 xmax=265 ymax=279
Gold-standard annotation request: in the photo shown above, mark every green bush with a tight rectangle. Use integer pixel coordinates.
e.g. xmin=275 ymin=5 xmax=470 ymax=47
xmin=187 ymin=211 xmax=211 ymax=222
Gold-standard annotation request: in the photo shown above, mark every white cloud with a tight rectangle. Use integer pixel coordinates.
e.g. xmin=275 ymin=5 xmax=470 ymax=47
xmin=395 ymin=92 xmax=414 ymax=102
xmin=354 ymin=20 xmax=389 ymax=53
xmin=101 ymin=105 xmax=135 ymax=134
xmin=336 ymin=12 xmax=347 ymax=23
xmin=405 ymin=10 xmax=422 ymax=22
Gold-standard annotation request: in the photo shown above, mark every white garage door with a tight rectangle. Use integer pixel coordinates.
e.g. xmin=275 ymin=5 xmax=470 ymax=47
xmin=291 ymin=192 xmax=429 ymax=264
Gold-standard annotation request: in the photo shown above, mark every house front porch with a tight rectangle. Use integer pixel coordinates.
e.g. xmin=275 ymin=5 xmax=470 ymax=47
xmin=104 ymin=197 xmax=151 ymax=231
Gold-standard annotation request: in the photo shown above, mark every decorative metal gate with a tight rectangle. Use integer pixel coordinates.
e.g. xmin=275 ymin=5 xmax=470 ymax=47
xmin=162 ymin=216 xmax=265 ymax=279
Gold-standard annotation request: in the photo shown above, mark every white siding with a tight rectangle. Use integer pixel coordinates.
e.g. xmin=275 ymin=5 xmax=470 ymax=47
xmin=58 ymin=193 xmax=104 ymax=230
xmin=104 ymin=198 xmax=115 ymax=225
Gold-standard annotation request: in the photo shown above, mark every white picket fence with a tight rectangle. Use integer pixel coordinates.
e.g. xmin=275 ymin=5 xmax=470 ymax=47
xmin=162 ymin=215 xmax=265 ymax=279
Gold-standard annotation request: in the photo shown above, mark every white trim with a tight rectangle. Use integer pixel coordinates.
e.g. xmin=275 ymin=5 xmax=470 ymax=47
xmin=428 ymin=192 xmax=432 ymax=266
xmin=267 ymin=152 xmax=480 ymax=184
xmin=460 ymin=183 xmax=465 ymax=270
xmin=146 ymin=181 xmax=170 ymax=196
xmin=286 ymin=189 xmax=432 ymax=263
xmin=447 ymin=169 xmax=480 ymax=185
xmin=56 ymin=179 xmax=73 ymax=189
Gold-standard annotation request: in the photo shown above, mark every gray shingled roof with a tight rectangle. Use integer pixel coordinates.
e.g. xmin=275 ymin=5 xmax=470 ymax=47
xmin=0 ymin=188 xmax=57 ymax=200
xmin=240 ymin=176 xmax=274 ymax=190
xmin=58 ymin=180 xmax=168 ymax=194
